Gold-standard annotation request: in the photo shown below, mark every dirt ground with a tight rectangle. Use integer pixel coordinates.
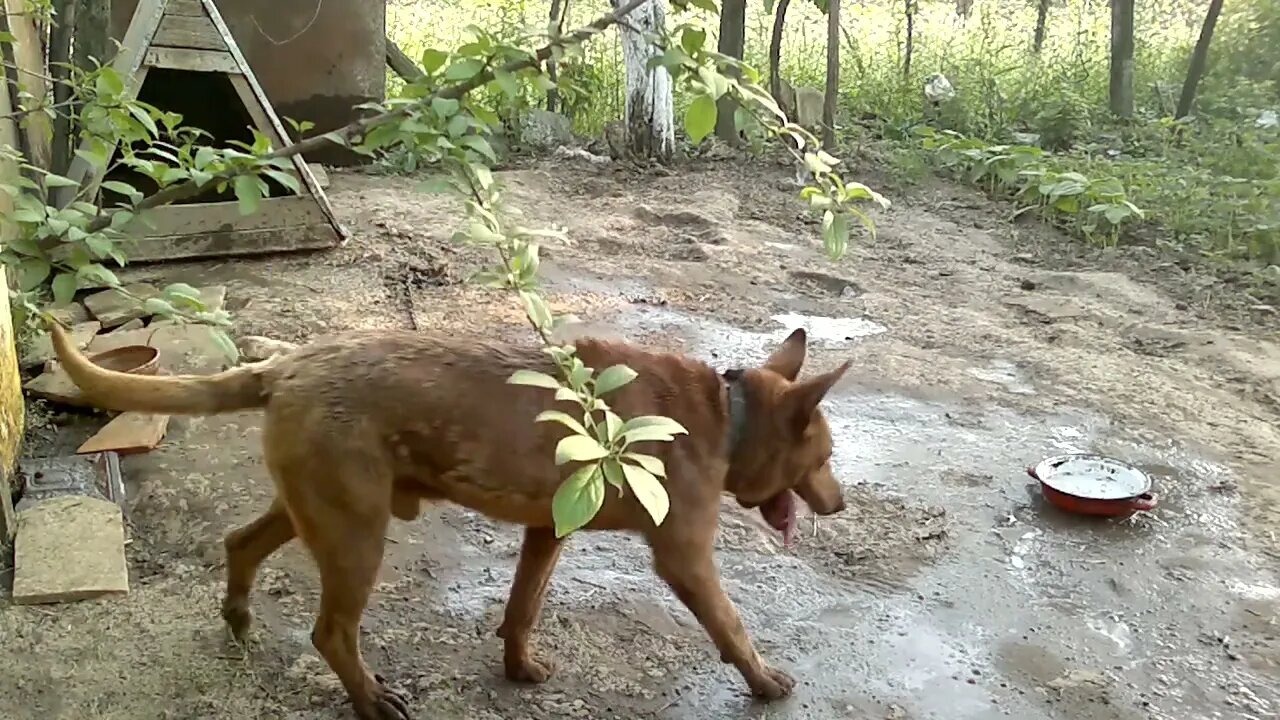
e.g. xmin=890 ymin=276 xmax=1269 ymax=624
xmin=3 ymin=153 xmax=1278 ymax=720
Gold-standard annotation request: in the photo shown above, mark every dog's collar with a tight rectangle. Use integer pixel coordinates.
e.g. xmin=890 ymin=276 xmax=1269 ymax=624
xmin=721 ymin=368 xmax=748 ymax=453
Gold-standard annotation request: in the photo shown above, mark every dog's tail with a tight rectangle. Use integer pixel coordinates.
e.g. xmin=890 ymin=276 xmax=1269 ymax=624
xmin=51 ymin=323 xmax=272 ymax=415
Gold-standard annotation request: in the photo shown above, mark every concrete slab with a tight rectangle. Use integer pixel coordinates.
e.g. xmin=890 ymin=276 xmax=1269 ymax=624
xmin=11 ymin=495 xmax=129 ymax=604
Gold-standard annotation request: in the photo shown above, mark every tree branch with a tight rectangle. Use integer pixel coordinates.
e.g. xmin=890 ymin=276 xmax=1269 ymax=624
xmin=83 ymin=0 xmax=648 ymax=235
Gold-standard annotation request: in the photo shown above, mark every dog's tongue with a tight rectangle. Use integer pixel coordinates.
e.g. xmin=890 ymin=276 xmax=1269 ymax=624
xmin=760 ymin=491 xmax=797 ymax=546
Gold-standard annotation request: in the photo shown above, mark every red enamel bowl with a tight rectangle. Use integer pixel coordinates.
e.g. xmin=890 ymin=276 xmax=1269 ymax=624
xmin=1026 ymin=453 xmax=1158 ymax=518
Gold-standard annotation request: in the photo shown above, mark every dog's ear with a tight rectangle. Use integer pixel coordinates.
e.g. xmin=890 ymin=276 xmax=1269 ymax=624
xmin=783 ymin=360 xmax=851 ymax=434
xmin=763 ymin=328 xmax=807 ymax=381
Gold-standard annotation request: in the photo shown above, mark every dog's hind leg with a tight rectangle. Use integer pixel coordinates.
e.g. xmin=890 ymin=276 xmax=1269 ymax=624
xmin=650 ymin=529 xmax=797 ymax=701
xmin=496 ymin=527 xmax=563 ymax=683
xmin=281 ymin=460 xmax=412 ymax=720
xmin=221 ymin=500 xmax=296 ymax=642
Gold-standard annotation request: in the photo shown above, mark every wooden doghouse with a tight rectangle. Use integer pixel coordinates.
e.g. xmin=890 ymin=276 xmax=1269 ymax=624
xmin=63 ymin=0 xmax=346 ymax=262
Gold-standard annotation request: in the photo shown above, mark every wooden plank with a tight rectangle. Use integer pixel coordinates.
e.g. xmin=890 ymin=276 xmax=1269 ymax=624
xmin=61 ymin=0 xmax=167 ymax=200
xmin=144 ymin=47 xmax=240 ymax=73
xmin=11 ymin=495 xmax=129 ymax=604
xmin=153 ymin=13 xmax=226 ymax=51
xmin=164 ymin=0 xmax=208 ymax=16
xmin=227 ymin=73 xmax=289 ymax=149
xmin=306 ymin=163 xmax=330 ymax=188
xmin=120 ymin=196 xmax=326 ymax=237
xmin=77 ymin=412 xmax=170 ymax=455
xmin=120 ymin=223 xmax=342 ymax=263
xmin=2 ymin=0 xmax=52 ymax=171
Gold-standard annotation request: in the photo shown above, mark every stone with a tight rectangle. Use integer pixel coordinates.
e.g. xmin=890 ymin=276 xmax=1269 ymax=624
xmin=47 ymin=302 xmax=90 ymax=326
xmin=520 ymin=108 xmax=573 ymax=150
xmin=115 ymin=318 xmax=145 ymax=332
xmin=23 ymin=366 xmax=88 ymax=406
xmin=11 ymin=495 xmax=129 ymax=604
xmin=19 ymin=320 xmax=100 ymax=370
xmin=236 ymin=335 xmax=298 ymax=363
xmin=86 ymin=325 xmax=157 ymax=354
xmin=147 ymin=323 xmax=233 ymax=374
xmin=77 ymin=412 xmax=170 ymax=455
xmin=82 ymin=283 xmax=158 ymax=328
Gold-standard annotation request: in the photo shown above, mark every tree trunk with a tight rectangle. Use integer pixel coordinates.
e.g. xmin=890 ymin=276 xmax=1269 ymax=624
xmin=715 ymin=0 xmax=746 ymax=143
xmin=49 ymin=0 xmax=77 ymax=176
xmin=1033 ymin=0 xmax=1051 ymax=54
xmin=768 ymin=0 xmax=792 ymax=108
xmin=903 ymin=0 xmax=915 ymax=80
xmin=822 ymin=0 xmax=839 ymax=151
xmin=546 ymin=0 xmax=564 ymax=113
xmin=1108 ymin=0 xmax=1135 ymax=118
xmin=1175 ymin=0 xmax=1224 ymax=119
xmin=73 ymin=0 xmax=111 ymax=69
xmin=614 ymin=0 xmax=674 ymax=161
xmin=385 ymin=38 xmax=426 ymax=83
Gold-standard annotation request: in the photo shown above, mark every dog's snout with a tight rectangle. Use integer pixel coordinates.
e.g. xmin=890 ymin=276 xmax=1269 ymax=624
xmin=826 ymin=495 xmax=846 ymax=514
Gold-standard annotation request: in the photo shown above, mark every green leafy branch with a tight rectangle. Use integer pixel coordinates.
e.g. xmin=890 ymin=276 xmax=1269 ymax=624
xmin=654 ymin=19 xmax=891 ymax=260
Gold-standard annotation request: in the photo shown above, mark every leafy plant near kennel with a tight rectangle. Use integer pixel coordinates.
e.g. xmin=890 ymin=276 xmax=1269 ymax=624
xmin=2 ymin=0 xmax=887 ymax=536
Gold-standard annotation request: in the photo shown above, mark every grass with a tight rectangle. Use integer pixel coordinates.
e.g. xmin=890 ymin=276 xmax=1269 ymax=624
xmin=386 ymin=0 xmax=1280 ymax=295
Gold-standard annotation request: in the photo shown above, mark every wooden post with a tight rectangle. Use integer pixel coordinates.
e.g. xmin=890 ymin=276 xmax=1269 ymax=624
xmin=822 ymin=0 xmax=840 ymax=151
xmin=1175 ymin=0 xmax=1225 ymax=120
xmin=1109 ymin=0 xmax=1135 ymax=118
xmin=0 ymin=10 xmax=29 ymax=543
xmin=714 ymin=0 xmax=746 ymax=145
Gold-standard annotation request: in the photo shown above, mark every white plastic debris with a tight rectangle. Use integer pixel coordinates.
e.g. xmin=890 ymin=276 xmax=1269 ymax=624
xmin=924 ymin=73 xmax=956 ymax=104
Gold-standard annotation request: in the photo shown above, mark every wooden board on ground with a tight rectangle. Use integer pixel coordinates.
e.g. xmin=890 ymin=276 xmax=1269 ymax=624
xmin=121 ymin=223 xmax=342 ymax=263
xmin=77 ymin=412 xmax=170 ymax=455
xmin=11 ymin=495 xmax=130 ymax=604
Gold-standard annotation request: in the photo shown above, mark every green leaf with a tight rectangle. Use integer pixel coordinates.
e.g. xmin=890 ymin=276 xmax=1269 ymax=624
xmin=551 ymin=463 xmax=604 ymax=538
xmin=620 ymin=415 xmax=689 ymax=444
xmin=680 ymin=27 xmax=706 ymax=55
xmin=51 ymin=272 xmax=78 ymax=306
xmin=42 ymin=173 xmax=79 ymax=189
xmin=554 ymin=434 xmax=609 ymax=465
xmin=594 ymin=364 xmax=638 ymax=396
xmin=444 ymin=58 xmax=486 ymax=81
xmin=621 ymin=462 xmax=670 ymax=527
xmin=263 ymin=169 xmax=301 ymax=194
xmin=233 ymin=175 xmax=261 ymax=215
xmin=210 ymin=328 xmax=240 ymax=363
xmin=822 ymin=210 xmax=850 ymax=260
xmin=126 ymin=103 xmax=160 ymax=138
xmin=421 ymin=49 xmax=449 ymax=74
xmin=684 ymin=94 xmax=717 ymax=144
xmin=508 ymin=369 xmax=561 ymax=389
xmin=432 ymin=97 xmax=460 ymax=118
xmin=143 ymin=297 xmax=177 ymax=316
xmin=492 ymin=69 xmax=520 ymax=98
xmin=623 ymin=452 xmax=666 ymax=477
xmin=535 ymin=410 xmax=589 ymax=436
xmin=100 ymin=180 xmax=143 ymax=204
xmin=601 ymin=458 xmax=626 ymax=496
xmin=688 ymin=0 xmax=719 ymax=12
xmin=17 ymin=257 xmax=51 ymax=292
xmin=602 ymin=410 xmax=623 ymax=442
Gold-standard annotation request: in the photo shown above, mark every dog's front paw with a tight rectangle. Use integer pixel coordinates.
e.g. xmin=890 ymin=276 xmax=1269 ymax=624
xmin=505 ymin=654 xmax=554 ymax=684
xmin=748 ymin=665 xmax=796 ymax=700
xmin=354 ymin=674 xmax=413 ymax=720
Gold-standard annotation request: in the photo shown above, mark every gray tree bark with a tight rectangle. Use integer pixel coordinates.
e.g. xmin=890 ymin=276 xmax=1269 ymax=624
xmin=1109 ymin=0 xmax=1135 ymax=118
xmin=1175 ymin=0 xmax=1224 ymax=119
xmin=614 ymin=0 xmax=674 ymax=160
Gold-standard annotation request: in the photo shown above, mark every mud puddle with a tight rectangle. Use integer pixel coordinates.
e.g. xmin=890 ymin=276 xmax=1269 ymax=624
xmin=403 ymin=271 xmax=1280 ymax=720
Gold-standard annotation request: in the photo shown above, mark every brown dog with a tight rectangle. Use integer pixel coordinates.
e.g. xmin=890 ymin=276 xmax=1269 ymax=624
xmin=51 ymin=323 xmax=849 ymax=719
